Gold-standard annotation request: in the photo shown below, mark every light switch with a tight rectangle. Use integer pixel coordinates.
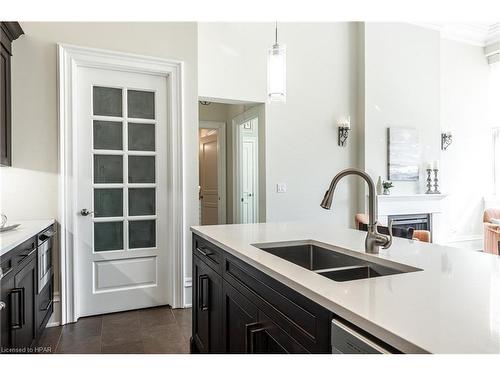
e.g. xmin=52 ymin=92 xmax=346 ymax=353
xmin=276 ymin=183 xmax=287 ymax=193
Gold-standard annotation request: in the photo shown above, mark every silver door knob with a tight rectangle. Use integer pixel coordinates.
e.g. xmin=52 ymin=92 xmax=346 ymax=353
xmin=80 ymin=209 xmax=94 ymax=216
xmin=0 ymin=301 xmax=5 ymax=311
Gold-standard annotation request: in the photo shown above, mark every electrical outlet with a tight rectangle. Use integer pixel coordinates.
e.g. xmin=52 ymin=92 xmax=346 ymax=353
xmin=276 ymin=183 xmax=287 ymax=193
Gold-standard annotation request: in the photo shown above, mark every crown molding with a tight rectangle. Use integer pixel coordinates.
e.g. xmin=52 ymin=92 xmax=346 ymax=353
xmin=413 ymin=22 xmax=500 ymax=47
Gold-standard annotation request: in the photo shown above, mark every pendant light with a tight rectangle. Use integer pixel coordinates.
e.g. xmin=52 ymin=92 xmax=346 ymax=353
xmin=267 ymin=22 xmax=286 ymax=103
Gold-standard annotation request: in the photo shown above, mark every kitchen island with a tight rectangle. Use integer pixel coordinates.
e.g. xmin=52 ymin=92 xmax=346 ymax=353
xmin=191 ymin=221 xmax=500 ymax=354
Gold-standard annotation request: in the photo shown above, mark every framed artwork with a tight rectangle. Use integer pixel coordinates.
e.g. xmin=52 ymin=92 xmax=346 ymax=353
xmin=388 ymin=127 xmax=420 ymax=181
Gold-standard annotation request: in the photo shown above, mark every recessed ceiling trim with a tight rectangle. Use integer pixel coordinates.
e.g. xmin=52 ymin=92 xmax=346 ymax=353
xmin=413 ymin=22 xmax=500 ymax=47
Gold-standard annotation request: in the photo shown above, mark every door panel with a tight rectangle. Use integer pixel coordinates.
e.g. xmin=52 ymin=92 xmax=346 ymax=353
xmin=221 ymin=280 xmax=258 ymax=353
xmin=76 ymin=67 xmax=168 ymax=317
xmin=199 ymin=132 xmax=219 ymax=225
xmin=12 ymin=256 xmax=37 ymax=349
xmin=241 ymin=138 xmax=256 ymax=223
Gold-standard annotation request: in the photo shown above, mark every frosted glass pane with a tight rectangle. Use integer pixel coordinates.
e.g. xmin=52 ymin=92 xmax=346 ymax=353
xmin=94 ymin=221 xmax=123 ymax=251
xmin=128 ymin=123 xmax=155 ymax=151
xmin=128 ymin=156 xmax=155 ymax=183
xmin=93 ymin=86 xmax=122 ymax=117
xmin=94 ymin=155 xmax=123 ymax=183
xmin=128 ymin=90 xmax=155 ymax=119
xmin=94 ymin=189 xmax=123 ymax=217
xmin=129 ymin=220 xmax=156 ymax=249
xmin=93 ymin=121 xmax=123 ymax=150
xmin=129 ymin=188 xmax=155 ymax=216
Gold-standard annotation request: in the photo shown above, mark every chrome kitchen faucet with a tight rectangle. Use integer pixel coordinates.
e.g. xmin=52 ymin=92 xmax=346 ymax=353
xmin=320 ymin=168 xmax=392 ymax=254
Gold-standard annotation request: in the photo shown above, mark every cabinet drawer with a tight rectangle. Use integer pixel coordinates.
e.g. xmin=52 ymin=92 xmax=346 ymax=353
xmin=223 ymin=252 xmax=331 ymax=353
xmin=193 ymin=235 xmax=222 ymax=274
xmin=1 ymin=237 xmax=36 ymax=280
xmin=14 ymin=237 xmax=37 ymax=268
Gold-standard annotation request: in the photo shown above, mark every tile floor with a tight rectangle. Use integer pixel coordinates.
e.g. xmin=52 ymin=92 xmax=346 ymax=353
xmin=37 ymin=306 xmax=191 ymax=354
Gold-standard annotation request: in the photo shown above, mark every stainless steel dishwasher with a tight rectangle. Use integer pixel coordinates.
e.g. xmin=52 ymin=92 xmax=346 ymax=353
xmin=331 ymin=319 xmax=390 ymax=354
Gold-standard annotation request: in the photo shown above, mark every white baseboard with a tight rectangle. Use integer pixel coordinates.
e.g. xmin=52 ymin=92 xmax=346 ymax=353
xmin=184 ymin=277 xmax=192 ymax=308
xmin=46 ymin=292 xmax=61 ymax=327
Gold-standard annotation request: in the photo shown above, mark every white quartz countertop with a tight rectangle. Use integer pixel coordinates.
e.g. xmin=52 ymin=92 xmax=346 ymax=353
xmin=0 ymin=219 xmax=55 ymax=257
xmin=191 ymin=221 xmax=500 ymax=354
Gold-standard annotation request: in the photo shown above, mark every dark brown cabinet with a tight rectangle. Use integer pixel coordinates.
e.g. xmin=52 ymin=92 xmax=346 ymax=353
xmin=221 ymin=280 xmax=258 ymax=353
xmin=0 ymin=21 xmax=24 ymax=167
xmin=191 ymin=234 xmax=332 ymax=354
xmin=0 ymin=270 xmax=15 ymax=349
xmin=11 ymin=254 xmax=37 ymax=349
xmin=192 ymin=254 xmax=223 ymax=353
xmin=0 ymin=225 xmax=54 ymax=353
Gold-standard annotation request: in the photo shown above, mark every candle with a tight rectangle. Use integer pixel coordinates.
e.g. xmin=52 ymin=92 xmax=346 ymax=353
xmin=425 ymin=161 xmax=433 ymax=170
xmin=346 ymin=116 xmax=351 ymax=129
xmin=434 ymin=160 xmax=439 ymax=170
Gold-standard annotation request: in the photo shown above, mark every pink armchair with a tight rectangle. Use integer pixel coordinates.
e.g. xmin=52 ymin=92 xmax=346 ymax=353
xmin=483 ymin=209 xmax=500 ymax=254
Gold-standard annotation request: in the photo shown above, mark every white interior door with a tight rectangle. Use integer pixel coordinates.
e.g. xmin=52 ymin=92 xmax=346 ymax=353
xmin=199 ymin=132 xmax=219 ymax=225
xmin=240 ymin=138 xmax=257 ymax=223
xmin=76 ymin=66 xmax=169 ymax=317
xmin=233 ymin=113 xmax=258 ymax=224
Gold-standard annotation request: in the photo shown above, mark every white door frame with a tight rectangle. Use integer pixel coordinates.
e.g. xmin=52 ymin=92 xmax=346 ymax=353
xmin=57 ymin=44 xmax=184 ymax=324
xmin=199 ymin=121 xmax=227 ymax=224
xmin=232 ymin=107 xmax=259 ymax=224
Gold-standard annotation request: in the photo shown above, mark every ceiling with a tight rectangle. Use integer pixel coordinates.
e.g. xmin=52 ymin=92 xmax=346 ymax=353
xmin=415 ymin=22 xmax=500 ymax=47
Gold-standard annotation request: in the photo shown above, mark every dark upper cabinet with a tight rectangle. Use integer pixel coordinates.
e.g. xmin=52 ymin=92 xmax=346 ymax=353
xmin=192 ymin=254 xmax=223 ymax=353
xmin=0 ymin=21 xmax=24 ymax=167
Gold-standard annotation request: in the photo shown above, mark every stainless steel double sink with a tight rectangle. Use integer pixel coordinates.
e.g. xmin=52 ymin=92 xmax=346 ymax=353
xmin=253 ymin=241 xmax=421 ymax=282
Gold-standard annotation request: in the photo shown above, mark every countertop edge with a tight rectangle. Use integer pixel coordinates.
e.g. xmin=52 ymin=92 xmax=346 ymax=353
xmin=0 ymin=219 xmax=56 ymax=257
xmin=190 ymin=227 xmax=429 ymax=354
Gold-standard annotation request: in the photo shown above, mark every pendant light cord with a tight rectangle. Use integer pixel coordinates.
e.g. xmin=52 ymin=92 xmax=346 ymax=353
xmin=275 ymin=21 xmax=278 ymax=45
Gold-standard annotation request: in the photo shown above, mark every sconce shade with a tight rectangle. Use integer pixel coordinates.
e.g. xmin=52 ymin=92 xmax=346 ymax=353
xmin=267 ymin=44 xmax=286 ymax=102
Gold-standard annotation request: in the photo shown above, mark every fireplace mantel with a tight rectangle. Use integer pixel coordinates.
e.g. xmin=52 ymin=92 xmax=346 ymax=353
xmin=375 ymin=194 xmax=448 ymax=216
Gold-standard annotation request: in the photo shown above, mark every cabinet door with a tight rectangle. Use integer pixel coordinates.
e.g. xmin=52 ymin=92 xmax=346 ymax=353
xmin=192 ymin=254 xmax=222 ymax=353
xmin=12 ymin=255 xmax=37 ymax=349
xmin=247 ymin=310 xmax=308 ymax=354
xmin=0 ymin=274 xmax=15 ymax=349
xmin=221 ymin=280 xmax=259 ymax=353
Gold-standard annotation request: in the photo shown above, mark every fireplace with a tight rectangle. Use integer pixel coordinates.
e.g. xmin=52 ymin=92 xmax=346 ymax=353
xmin=374 ymin=193 xmax=447 ymax=243
xmin=388 ymin=213 xmax=432 ymax=241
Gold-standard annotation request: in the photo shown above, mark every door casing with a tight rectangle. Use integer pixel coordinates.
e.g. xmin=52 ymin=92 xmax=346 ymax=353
xmin=58 ymin=44 xmax=184 ymax=324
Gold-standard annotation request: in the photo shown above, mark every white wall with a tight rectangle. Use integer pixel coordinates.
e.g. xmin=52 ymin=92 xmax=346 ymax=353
xmin=363 ymin=23 xmax=441 ymax=195
xmin=0 ymin=22 xmax=199 ymax=309
xmin=440 ymin=39 xmax=492 ymax=246
xmin=199 ymin=23 xmax=361 ymax=227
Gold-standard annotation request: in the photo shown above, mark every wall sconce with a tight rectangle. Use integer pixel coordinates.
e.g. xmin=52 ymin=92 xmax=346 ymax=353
xmin=441 ymin=132 xmax=452 ymax=150
xmin=338 ymin=116 xmax=351 ymax=147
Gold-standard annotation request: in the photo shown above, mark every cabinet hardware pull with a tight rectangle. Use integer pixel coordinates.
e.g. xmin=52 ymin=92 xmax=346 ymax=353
xmin=198 ymin=274 xmax=210 ymax=311
xmin=196 ymin=246 xmax=213 ymax=257
xmin=0 ymin=265 xmax=13 ymax=280
xmin=245 ymin=322 xmax=268 ymax=353
xmin=41 ymin=299 xmax=53 ymax=312
xmin=18 ymin=247 xmax=37 ymax=263
xmin=10 ymin=288 xmax=24 ymax=329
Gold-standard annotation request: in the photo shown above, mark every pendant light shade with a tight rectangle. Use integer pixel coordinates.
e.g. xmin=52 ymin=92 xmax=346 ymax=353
xmin=267 ymin=23 xmax=286 ymax=102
